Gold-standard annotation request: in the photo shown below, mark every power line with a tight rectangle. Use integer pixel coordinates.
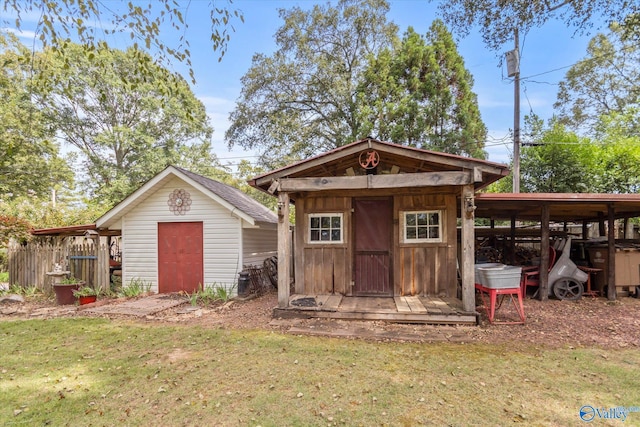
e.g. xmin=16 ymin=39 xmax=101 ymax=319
xmin=502 ymin=41 xmax=638 ymax=84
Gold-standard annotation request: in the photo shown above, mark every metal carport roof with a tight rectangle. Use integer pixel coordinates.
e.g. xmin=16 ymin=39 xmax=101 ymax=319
xmin=472 ymin=193 xmax=640 ymax=222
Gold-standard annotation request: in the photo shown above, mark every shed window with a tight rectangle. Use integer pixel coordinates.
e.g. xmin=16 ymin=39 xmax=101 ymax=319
xmin=309 ymin=213 xmax=343 ymax=243
xmin=401 ymin=210 xmax=442 ymax=243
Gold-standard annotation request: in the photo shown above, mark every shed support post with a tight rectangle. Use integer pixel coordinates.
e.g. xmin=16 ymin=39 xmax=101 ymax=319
xmin=539 ymin=204 xmax=550 ymax=301
xmin=624 ymin=218 xmax=631 ymax=239
xmin=607 ymin=204 xmax=617 ymax=301
xmin=510 ymin=216 xmax=516 ymax=265
xmin=277 ymin=192 xmax=291 ymax=308
xmin=461 ymin=185 xmax=475 ymax=312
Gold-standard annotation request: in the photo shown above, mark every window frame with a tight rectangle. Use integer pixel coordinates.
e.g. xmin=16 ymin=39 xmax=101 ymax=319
xmin=307 ymin=212 xmax=344 ymax=244
xmin=400 ymin=210 xmax=443 ymax=244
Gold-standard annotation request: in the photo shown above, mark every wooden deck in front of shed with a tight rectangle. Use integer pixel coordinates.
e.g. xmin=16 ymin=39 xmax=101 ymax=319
xmin=273 ymin=295 xmax=477 ymax=325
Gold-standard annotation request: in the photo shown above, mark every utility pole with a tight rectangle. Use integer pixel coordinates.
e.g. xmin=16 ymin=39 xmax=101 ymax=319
xmin=506 ymin=29 xmax=521 ymax=193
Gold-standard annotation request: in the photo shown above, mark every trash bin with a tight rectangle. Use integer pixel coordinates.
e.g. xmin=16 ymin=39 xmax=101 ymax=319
xmin=238 ymin=271 xmax=250 ymax=296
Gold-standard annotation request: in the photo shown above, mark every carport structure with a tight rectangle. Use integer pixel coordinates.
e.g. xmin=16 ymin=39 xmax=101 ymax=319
xmin=472 ymin=193 xmax=640 ymax=300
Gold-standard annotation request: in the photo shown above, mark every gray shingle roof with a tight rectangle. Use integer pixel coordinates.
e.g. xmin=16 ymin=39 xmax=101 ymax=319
xmin=174 ymin=166 xmax=277 ymax=224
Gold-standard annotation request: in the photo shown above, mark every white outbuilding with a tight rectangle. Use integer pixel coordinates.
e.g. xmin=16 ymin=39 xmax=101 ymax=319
xmin=96 ymin=166 xmax=277 ymax=294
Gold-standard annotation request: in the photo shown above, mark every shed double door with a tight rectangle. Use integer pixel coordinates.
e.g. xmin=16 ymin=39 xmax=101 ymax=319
xmin=353 ymin=198 xmax=392 ymax=296
xmin=158 ymin=222 xmax=203 ymax=293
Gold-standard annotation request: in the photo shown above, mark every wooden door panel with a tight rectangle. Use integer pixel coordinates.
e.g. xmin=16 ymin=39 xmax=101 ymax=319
xmin=354 ymin=199 xmax=392 ymax=295
xmin=158 ymin=222 xmax=203 ymax=293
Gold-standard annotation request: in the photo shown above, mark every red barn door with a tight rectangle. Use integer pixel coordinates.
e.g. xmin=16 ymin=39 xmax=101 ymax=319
xmin=158 ymin=222 xmax=203 ymax=293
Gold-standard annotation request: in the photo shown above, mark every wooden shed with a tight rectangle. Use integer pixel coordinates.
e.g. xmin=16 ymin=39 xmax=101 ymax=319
xmin=96 ymin=166 xmax=277 ymax=294
xmin=250 ymin=138 xmax=509 ymax=323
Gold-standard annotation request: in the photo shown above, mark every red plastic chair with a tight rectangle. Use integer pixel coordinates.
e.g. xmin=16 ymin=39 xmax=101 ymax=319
xmin=520 ymin=246 xmax=556 ymax=297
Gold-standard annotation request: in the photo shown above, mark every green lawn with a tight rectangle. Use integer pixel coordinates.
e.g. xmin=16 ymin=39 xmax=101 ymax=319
xmin=1 ymin=318 xmax=638 ymax=426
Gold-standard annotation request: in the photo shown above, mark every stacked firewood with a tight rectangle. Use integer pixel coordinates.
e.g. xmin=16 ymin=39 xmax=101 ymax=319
xmin=513 ymin=246 xmax=540 ymax=266
xmin=475 ymin=246 xmax=502 ymax=263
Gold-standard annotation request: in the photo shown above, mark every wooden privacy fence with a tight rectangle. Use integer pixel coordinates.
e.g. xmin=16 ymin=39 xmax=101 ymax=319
xmin=8 ymin=242 xmax=111 ymax=293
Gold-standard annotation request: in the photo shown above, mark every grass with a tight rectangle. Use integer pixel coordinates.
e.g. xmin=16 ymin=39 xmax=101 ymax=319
xmin=1 ymin=319 xmax=639 ymax=426
xmin=0 ymin=271 xmax=8 ymax=283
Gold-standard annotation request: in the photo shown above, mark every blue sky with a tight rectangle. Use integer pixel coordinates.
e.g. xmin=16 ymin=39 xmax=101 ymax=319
xmin=5 ymin=0 xmax=606 ymax=168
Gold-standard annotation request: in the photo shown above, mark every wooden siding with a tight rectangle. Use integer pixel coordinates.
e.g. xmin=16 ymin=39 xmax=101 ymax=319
xmin=122 ymin=177 xmax=242 ymax=293
xmin=395 ymin=193 xmax=458 ymax=297
xmin=293 ymin=190 xmax=458 ymax=297
xmin=243 ymin=227 xmax=278 ymax=267
xmin=295 ymin=195 xmax=352 ymax=295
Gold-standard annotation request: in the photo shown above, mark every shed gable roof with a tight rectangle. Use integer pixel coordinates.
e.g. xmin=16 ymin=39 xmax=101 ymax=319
xmin=250 ymin=138 xmax=509 ymax=193
xmin=173 ymin=167 xmax=277 ymax=224
xmin=96 ymin=166 xmax=277 ymax=229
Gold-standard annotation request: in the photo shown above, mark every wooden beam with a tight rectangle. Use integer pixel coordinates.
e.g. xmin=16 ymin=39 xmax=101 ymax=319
xmin=461 ymin=184 xmax=475 ymax=312
xmin=278 ymin=171 xmax=473 ymax=192
xmin=368 ymin=171 xmax=474 ymax=188
xmin=267 ymin=180 xmax=279 ymax=195
xmin=539 ymin=204 xmax=550 ymax=301
xmin=473 ymin=167 xmax=483 ymax=182
xmin=608 ymin=204 xmax=616 ymax=301
xmin=277 ymin=192 xmax=291 ymax=308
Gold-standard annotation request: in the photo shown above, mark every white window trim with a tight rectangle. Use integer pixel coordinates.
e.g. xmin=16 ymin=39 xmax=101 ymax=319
xmin=308 ymin=212 xmax=344 ymax=244
xmin=400 ymin=210 xmax=443 ymax=243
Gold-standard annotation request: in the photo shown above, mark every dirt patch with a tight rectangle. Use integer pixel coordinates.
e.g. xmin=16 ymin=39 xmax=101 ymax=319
xmin=1 ymin=290 xmax=639 ymax=348
xmin=167 ymin=348 xmax=192 ymax=362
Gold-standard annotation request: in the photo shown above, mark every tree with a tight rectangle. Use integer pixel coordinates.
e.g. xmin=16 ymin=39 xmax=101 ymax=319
xmin=359 ymin=22 xmax=486 ymax=158
xmin=0 ymin=215 xmax=32 ymax=246
xmin=33 ymin=42 xmax=220 ymax=204
xmin=0 ymin=194 xmax=106 ymax=230
xmin=554 ymin=24 xmax=640 ymax=133
xmin=0 ymin=34 xmax=75 ymax=199
xmin=592 ymin=108 xmax=640 ymax=193
xmin=621 ymin=12 xmax=640 ymax=41
xmin=433 ymin=0 xmax=638 ymax=51
xmin=226 ymin=0 xmax=398 ymax=168
xmin=2 ymin=0 xmax=242 ymax=84
xmin=233 ymin=160 xmax=276 ymax=211
xmin=519 ymin=116 xmax=596 ymax=193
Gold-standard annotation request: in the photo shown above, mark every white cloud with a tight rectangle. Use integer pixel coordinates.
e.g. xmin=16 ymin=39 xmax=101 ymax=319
xmin=1 ymin=27 xmax=38 ymax=40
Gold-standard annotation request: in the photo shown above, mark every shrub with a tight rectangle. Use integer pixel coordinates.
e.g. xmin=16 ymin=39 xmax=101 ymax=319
xmin=189 ymin=283 xmax=236 ymax=306
xmin=121 ymin=278 xmax=151 ymax=298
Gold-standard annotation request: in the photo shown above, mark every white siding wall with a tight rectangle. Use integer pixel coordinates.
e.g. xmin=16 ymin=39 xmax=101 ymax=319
xmin=242 ymin=226 xmax=278 ymax=267
xmin=122 ymin=177 xmax=242 ymax=293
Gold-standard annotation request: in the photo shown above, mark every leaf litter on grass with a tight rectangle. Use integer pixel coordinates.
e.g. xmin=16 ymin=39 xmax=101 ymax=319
xmin=2 ymin=319 xmax=640 ymax=425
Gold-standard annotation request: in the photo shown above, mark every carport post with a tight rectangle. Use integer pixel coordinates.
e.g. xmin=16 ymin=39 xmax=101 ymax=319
xmin=538 ymin=204 xmax=550 ymax=301
xmin=607 ymin=204 xmax=617 ymax=301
